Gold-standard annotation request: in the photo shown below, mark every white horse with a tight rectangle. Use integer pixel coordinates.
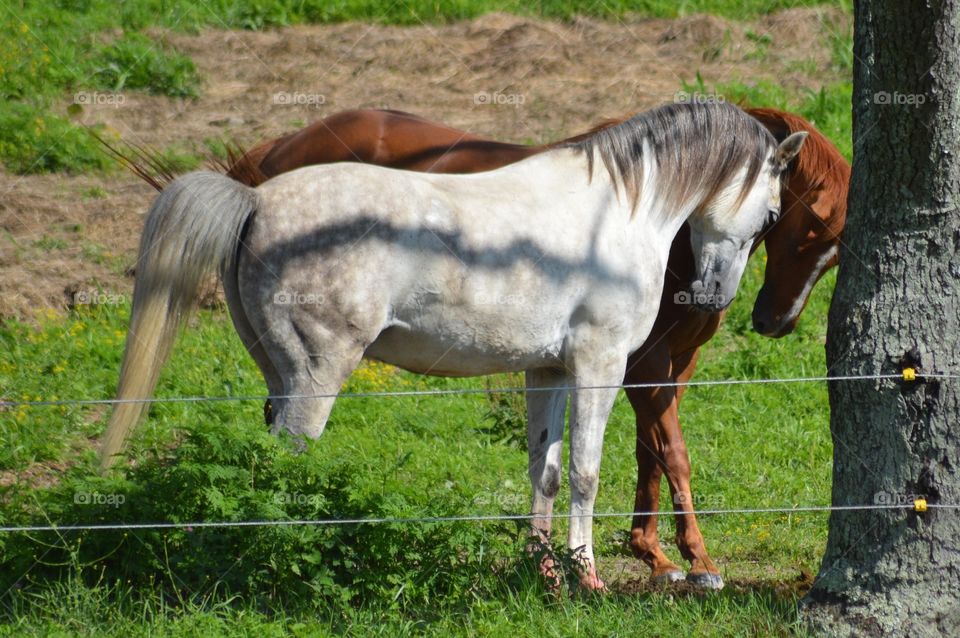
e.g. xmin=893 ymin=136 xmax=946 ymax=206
xmin=101 ymin=101 xmax=805 ymax=590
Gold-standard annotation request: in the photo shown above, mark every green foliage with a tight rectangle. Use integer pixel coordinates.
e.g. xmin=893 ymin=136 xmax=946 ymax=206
xmin=0 ymin=0 xmax=851 ymax=174
xmin=91 ymin=34 xmax=199 ymax=97
xmin=478 ymin=373 xmax=528 ymax=448
xmin=0 ymin=8 xmax=199 ymax=173
xmin=203 ymin=137 xmax=231 ymax=162
xmin=0 ymin=103 xmax=112 ymax=173
xmin=0 ymin=418 xmax=510 ymax=613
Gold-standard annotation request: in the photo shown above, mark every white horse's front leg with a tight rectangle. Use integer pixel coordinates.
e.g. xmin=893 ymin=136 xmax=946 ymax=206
xmin=525 ymin=368 xmax=569 ymax=585
xmin=567 ymin=352 xmax=626 ymax=591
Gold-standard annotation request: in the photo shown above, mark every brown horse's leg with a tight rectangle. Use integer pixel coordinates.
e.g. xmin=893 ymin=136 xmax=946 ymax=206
xmin=665 ymin=349 xmax=723 ymax=589
xmin=624 ymin=344 xmax=685 ymax=583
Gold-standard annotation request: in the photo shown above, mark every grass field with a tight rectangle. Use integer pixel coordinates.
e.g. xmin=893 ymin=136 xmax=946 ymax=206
xmin=1 ymin=1 xmax=852 ymax=635
xmin=1 ymin=254 xmax=837 ymax=637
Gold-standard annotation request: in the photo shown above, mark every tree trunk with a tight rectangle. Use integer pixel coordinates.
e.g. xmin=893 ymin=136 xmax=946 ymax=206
xmin=800 ymin=1 xmax=960 ymax=635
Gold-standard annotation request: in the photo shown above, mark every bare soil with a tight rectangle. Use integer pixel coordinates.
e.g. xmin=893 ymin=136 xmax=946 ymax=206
xmin=0 ymin=8 xmax=849 ymax=318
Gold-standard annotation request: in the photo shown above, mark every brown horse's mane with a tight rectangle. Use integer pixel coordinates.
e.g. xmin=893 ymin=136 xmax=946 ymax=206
xmin=746 ymin=107 xmax=849 ymax=187
xmin=215 ymin=139 xmax=272 ymax=187
xmin=98 ymin=113 xmax=632 ymax=192
xmin=548 ymin=117 xmax=624 ymax=146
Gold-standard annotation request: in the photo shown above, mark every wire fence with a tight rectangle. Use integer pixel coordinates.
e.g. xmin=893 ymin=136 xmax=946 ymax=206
xmin=2 ymin=502 xmax=956 ymax=535
xmin=1 ymin=367 xmax=956 ymax=535
xmin=2 ymin=370 xmax=956 ymax=409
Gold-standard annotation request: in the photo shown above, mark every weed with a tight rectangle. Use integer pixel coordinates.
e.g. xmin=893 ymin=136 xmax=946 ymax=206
xmin=91 ymin=33 xmax=199 ymax=98
xmin=479 ymin=373 xmax=528 ymax=449
xmin=0 ymin=104 xmax=112 ymax=174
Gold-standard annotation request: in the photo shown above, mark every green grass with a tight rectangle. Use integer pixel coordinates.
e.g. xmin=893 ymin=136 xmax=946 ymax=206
xmin=90 ymin=33 xmax=199 ymax=98
xmin=0 ymin=11 xmax=201 ymax=173
xmin=0 ymin=242 xmax=838 ymax=634
xmin=0 ymin=576 xmax=810 ymax=637
xmin=0 ymin=103 xmax=113 ymax=174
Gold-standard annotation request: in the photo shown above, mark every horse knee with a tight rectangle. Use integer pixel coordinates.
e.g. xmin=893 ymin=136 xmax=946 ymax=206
xmin=569 ymin=468 xmax=599 ymax=499
xmin=534 ymin=463 xmax=561 ymax=499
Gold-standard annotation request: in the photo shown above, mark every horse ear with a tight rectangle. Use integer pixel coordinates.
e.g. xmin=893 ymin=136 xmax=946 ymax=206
xmin=775 ymin=131 xmax=808 ymax=171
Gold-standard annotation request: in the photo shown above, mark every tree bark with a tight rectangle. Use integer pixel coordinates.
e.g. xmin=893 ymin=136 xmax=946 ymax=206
xmin=800 ymin=1 xmax=960 ymax=635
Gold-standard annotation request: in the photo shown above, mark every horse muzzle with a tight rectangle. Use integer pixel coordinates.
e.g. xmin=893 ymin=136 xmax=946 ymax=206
xmin=688 ymin=279 xmax=733 ymax=313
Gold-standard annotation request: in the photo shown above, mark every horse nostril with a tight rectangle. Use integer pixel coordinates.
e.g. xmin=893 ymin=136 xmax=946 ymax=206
xmin=752 ymin=315 xmax=769 ymax=334
xmin=752 ymin=305 xmax=773 ymax=334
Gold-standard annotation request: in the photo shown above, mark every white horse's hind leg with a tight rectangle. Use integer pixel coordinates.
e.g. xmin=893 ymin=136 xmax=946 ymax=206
xmin=223 ymin=260 xmax=283 ymax=423
xmin=525 ymin=368 xmax=569 ymax=584
xmin=566 ymin=349 xmax=626 ymax=591
xmin=265 ymin=318 xmax=367 ymax=440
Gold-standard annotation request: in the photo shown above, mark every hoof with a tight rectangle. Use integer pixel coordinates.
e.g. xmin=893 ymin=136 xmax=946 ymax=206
xmin=577 ymin=572 xmax=606 ymax=592
xmin=651 ymin=570 xmax=687 ymax=585
xmin=686 ymin=572 xmax=724 ymax=590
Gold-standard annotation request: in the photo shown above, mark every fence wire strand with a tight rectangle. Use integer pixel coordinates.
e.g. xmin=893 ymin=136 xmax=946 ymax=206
xmin=2 ymin=370 xmax=957 ymax=535
xmin=3 ymin=371 xmax=957 ymax=409
xmin=1 ymin=503 xmax=957 ymax=534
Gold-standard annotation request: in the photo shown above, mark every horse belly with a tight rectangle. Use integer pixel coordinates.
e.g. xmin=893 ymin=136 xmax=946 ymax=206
xmin=364 ymin=314 xmax=565 ymax=377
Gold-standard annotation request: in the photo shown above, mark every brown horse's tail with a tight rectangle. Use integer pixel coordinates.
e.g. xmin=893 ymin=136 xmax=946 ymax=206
xmin=100 ymin=172 xmax=260 ymax=470
xmin=91 ymin=130 xmax=274 ymax=191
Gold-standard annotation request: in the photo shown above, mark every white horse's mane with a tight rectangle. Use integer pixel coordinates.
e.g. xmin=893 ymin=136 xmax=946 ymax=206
xmin=569 ymin=101 xmax=778 ymax=214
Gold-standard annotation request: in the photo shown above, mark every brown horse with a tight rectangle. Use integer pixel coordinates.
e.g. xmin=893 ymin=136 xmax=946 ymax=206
xmin=115 ymin=106 xmax=849 ymax=588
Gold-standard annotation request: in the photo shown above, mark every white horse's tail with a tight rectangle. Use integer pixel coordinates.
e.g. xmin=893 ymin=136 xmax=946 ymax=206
xmin=100 ymin=171 xmax=260 ymax=471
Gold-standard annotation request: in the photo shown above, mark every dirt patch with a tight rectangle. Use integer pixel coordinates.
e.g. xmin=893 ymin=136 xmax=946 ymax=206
xmin=0 ymin=460 xmax=72 ymax=491
xmin=0 ymin=9 xmax=846 ymax=319
xmin=603 ymin=552 xmax=816 ymax=598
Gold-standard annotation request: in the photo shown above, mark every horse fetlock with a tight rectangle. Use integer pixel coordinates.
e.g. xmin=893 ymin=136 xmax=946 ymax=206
xmin=675 ymin=532 xmax=716 ymax=571
xmin=628 ymin=528 xmax=660 ymax=560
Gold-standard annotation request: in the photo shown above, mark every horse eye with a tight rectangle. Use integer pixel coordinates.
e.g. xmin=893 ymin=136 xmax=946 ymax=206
xmin=766 ymin=207 xmax=780 ymax=225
